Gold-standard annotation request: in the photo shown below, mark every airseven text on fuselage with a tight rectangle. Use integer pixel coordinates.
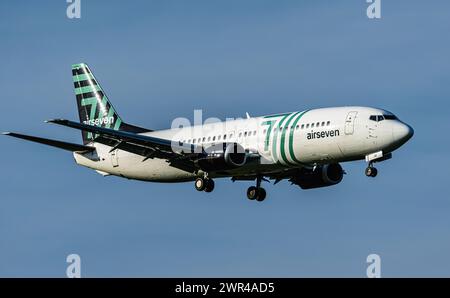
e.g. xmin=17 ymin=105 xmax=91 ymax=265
xmin=306 ymin=129 xmax=340 ymax=140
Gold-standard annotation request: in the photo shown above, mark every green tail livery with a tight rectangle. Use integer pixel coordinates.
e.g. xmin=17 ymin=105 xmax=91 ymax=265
xmin=72 ymin=63 xmax=150 ymax=144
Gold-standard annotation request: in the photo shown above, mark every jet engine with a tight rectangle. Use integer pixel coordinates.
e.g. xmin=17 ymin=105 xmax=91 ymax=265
xmin=289 ymin=163 xmax=344 ymax=189
xmin=196 ymin=143 xmax=247 ymax=171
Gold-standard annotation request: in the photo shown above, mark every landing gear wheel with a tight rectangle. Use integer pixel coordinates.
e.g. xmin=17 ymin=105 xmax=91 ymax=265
xmin=195 ymin=178 xmax=206 ymax=191
xmin=204 ymin=179 xmax=215 ymax=193
xmin=256 ymin=188 xmax=266 ymax=202
xmin=247 ymin=187 xmax=266 ymax=201
xmin=247 ymin=186 xmax=258 ymax=200
xmin=365 ymin=166 xmax=378 ymax=177
xmin=247 ymin=176 xmax=268 ymax=202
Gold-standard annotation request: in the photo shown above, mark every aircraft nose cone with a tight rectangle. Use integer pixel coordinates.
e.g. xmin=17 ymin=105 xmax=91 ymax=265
xmin=393 ymin=123 xmax=414 ymax=144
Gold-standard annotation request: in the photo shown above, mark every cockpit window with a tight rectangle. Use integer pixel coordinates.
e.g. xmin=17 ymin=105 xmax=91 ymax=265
xmin=383 ymin=114 xmax=397 ymax=120
xmin=369 ymin=115 xmax=387 ymax=122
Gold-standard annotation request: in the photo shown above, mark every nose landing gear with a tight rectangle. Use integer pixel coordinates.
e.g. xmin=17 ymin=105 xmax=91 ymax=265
xmin=364 ymin=151 xmax=387 ymax=178
xmin=365 ymin=163 xmax=378 ymax=177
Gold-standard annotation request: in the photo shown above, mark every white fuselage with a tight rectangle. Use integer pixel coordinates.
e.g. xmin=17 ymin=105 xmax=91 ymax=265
xmin=73 ymin=106 xmax=413 ymax=182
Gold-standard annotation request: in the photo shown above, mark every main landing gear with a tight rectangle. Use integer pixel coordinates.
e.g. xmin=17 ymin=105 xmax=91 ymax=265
xmin=365 ymin=162 xmax=378 ymax=178
xmin=195 ymin=176 xmax=215 ymax=193
xmin=195 ymin=174 xmax=268 ymax=201
xmin=247 ymin=176 xmax=267 ymax=202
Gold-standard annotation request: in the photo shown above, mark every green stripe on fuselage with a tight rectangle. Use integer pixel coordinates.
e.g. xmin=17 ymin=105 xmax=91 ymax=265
xmin=288 ymin=110 xmax=308 ymax=164
xmin=271 ymin=113 xmax=291 ymax=163
xmin=279 ymin=111 xmax=300 ymax=165
xmin=262 ymin=120 xmax=275 ymax=151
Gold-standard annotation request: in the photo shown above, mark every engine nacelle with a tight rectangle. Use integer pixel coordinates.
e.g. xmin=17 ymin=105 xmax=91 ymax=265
xmin=196 ymin=143 xmax=247 ymax=171
xmin=290 ymin=163 xmax=344 ymax=189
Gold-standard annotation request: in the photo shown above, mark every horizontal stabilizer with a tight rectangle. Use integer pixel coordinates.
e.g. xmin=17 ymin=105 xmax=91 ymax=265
xmin=3 ymin=132 xmax=95 ymax=152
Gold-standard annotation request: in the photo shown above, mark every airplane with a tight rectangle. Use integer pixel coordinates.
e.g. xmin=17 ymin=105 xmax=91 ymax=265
xmin=3 ymin=63 xmax=414 ymax=202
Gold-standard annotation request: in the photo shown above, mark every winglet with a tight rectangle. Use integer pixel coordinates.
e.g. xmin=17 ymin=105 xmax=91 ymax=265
xmin=2 ymin=132 xmax=11 ymax=135
xmin=246 ymin=112 xmax=251 ymax=119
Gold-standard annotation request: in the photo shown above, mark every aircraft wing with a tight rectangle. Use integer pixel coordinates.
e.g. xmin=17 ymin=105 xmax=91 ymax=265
xmin=46 ymin=119 xmax=201 ymax=172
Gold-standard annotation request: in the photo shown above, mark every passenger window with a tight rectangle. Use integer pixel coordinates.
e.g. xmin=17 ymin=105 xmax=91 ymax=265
xmin=207 ymin=136 xmax=211 ymax=141
xmin=218 ymin=135 xmax=221 ymax=141
xmin=263 ymin=129 xmax=267 ymax=134
xmin=223 ymin=134 xmax=227 ymax=140
xmin=316 ymin=122 xmax=320 ymax=127
xmin=327 ymin=121 xmax=330 ymax=126
xmin=193 ymin=139 xmax=196 ymax=144
xmin=253 ymin=131 xmax=257 ymax=136
xmin=244 ymin=132 xmax=247 ymax=137
xmin=239 ymin=132 xmax=242 ymax=137
xmin=321 ymin=122 xmax=325 ymax=126
xmin=301 ymin=124 xmax=304 ymax=129
xmin=202 ymin=137 xmax=206 ymax=142
xmin=306 ymin=124 xmax=310 ymax=128
xmin=212 ymin=136 xmax=216 ymax=141
xmin=311 ymin=123 xmax=315 ymax=128
xmin=229 ymin=133 xmax=233 ymax=138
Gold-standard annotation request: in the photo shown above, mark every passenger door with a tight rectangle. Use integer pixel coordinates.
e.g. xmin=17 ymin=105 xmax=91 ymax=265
xmin=345 ymin=111 xmax=358 ymax=135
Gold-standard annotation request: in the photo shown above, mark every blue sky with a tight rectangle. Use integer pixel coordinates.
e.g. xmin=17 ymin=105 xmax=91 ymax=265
xmin=0 ymin=0 xmax=449 ymax=277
